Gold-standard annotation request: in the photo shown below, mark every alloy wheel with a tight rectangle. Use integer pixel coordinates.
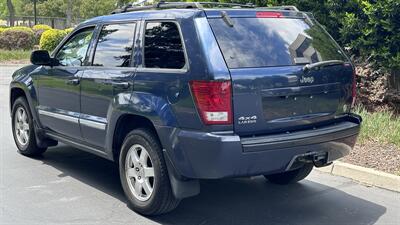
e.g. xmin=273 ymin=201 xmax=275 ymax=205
xmin=125 ymin=144 xmax=155 ymax=202
xmin=14 ymin=106 xmax=30 ymax=146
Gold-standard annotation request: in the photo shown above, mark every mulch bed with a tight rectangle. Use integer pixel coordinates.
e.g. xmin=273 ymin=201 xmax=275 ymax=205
xmin=342 ymin=141 xmax=400 ymax=175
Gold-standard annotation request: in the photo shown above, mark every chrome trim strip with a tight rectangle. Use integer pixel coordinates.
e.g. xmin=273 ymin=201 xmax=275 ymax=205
xmin=38 ymin=109 xmax=79 ymax=123
xmin=38 ymin=108 xmax=107 ymax=130
xmin=79 ymin=118 xmax=106 ymax=130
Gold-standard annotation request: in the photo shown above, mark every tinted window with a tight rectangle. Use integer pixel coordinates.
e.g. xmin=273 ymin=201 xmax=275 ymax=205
xmin=144 ymin=22 xmax=185 ymax=69
xmin=56 ymin=28 xmax=94 ymax=66
xmin=93 ymin=23 xmax=136 ymax=67
xmin=208 ymin=18 xmax=347 ymax=68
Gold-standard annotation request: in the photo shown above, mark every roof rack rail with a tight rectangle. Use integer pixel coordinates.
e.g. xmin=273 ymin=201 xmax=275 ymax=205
xmin=111 ymin=1 xmax=255 ymax=14
xmin=111 ymin=1 xmax=299 ymax=14
xmin=260 ymin=5 xmax=299 ymax=12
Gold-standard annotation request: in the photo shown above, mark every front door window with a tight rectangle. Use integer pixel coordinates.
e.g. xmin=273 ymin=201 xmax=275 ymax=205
xmin=56 ymin=28 xmax=94 ymax=67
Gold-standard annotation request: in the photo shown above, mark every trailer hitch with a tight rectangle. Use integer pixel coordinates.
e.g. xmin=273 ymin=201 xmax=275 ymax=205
xmin=286 ymin=151 xmax=332 ymax=171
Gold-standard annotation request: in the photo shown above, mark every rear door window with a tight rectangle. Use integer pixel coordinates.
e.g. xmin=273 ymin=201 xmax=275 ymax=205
xmin=208 ymin=17 xmax=347 ymax=68
xmin=92 ymin=23 xmax=136 ymax=67
xmin=143 ymin=21 xmax=185 ymax=69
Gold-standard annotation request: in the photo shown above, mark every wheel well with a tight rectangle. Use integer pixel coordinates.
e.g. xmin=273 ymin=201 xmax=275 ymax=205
xmin=112 ymin=114 xmax=159 ymax=161
xmin=10 ymin=88 xmax=26 ymax=110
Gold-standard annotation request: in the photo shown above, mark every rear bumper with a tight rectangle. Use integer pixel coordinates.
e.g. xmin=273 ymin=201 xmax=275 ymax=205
xmin=157 ymin=114 xmax=361 ymax=179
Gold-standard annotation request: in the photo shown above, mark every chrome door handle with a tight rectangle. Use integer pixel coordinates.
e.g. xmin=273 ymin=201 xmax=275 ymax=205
xmin=111 ymin=81 xmax=130 ymax=89
xmin=66 ymin=78 xmax=80 ymax=85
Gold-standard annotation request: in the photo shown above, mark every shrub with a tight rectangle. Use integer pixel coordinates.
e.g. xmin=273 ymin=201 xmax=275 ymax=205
xmin=357 ymin=0 xmax=400 ymax=71
xmin=32 ymin=24 xmax=52 ymax=45
xmin=64 ymin=28 xmax=74 ymax=34
xmin=32 ymin=24 xmax=52 ymax=31
xmin=39 ymin=29 xmax=69 ymax=52
xmin=0 ymin=29 xmax=35 ymax=50
xmin=5 ymin=26 xmax=34 ymax=34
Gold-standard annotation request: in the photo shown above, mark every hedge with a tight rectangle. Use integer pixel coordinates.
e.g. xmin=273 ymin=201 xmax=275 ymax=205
xmin=32 ymin=24 xmax=52 ymax=31
xmin=0 ymin=29 xmax=35 ymax=50
xmin=32 ymin=24 xmax=53 ymax=45
xmin=39 ymin=28 xmax=73 ymax=52
xmin=4 ymin=26 xmax=34 ymax=34
xmin=270 ymin=0 xmax=400 ymax=71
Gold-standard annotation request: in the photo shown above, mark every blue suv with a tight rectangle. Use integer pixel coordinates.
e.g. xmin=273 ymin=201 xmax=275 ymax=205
xmin=9 ymin=2 xmax=361 ymax=215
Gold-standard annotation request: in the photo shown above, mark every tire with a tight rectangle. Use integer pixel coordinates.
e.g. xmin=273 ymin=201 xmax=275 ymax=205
xmin=119 ymin=128 xmax=180 ymax=215
xmin=11 ymin=97 xmax=47 ymax=156
xmin=264 ymin=163 xmax=314 ymax=185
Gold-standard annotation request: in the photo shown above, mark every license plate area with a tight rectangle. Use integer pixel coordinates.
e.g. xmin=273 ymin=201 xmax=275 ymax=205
xmin=261 ymin=83 xmax=340 ymax=121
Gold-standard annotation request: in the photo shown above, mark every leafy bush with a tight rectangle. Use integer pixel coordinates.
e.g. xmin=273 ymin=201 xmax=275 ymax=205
xmin=32 ymin=24 xmax=53 ymax=45
xmin=4 ymin=26 xmax=34 ymax=34
xmin=355 ymin=0 xmax=400 ymax=70
xmin=64 ymin=28 xmax=74 ymax=34
xmin=39 ymin=29 xmax=69 ymax=52
xmin=32 ymin=24 xmax=52 ymax=31
xmin=0 ymin=29 xmax=35 ymax=50
xmin=269 ymin=0 xmax=399 ymax=72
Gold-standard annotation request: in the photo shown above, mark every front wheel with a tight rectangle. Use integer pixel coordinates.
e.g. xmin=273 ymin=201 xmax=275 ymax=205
xmin=11 ymin=97 xmax=47 ymax=156
xmin=264 ymin=163 xmax=314 ymax=185
xmin=119 ymin=128 xmax=180 ymax=215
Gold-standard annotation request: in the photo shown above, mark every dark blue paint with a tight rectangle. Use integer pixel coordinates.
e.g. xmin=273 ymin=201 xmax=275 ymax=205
xmin=10 ymin=8 xmax=361 ymax=190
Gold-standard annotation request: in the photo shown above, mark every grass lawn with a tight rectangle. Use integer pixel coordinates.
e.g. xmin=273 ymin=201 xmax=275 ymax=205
xmin=0 ymin=50 xmax=31 ymax=63
xmin=354 ymin=106 xmax=400 ymax=148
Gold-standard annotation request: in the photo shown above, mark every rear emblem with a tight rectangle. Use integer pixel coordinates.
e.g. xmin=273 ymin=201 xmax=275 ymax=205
xmin=238 ymin=115 xmax=257 ymax=125
xmin=299 ymin=76 xmax=314 ymax=84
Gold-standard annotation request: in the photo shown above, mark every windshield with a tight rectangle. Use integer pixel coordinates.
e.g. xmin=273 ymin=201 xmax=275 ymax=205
xmin=208 ymin=17 xmax=347 ymax=68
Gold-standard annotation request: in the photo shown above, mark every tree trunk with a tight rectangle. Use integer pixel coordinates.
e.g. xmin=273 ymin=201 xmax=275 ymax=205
xmin=389 ymin=69 xmax=400 ymax=92
xmin=66 ymin=0 xmax=72 ymax=27
xmin=7 ymin=0 xmax=15 ymax=26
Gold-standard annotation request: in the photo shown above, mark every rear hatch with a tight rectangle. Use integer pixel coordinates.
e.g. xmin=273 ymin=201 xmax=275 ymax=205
xmin=206 ymin=9 xmax=354 ymax=136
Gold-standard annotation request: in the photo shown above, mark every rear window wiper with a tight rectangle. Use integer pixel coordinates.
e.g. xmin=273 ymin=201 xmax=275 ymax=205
xmin=303 ymin=60 xmax=345 ymax=72
xmin=221 ymin=11 xmax=234 ymax=27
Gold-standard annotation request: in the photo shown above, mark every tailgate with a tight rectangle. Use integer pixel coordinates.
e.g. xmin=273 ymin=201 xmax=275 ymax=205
xmin=230 ymin=65 xmax=353 ymax=135
xmin=207 ymin=10 xmax=354 ymax=136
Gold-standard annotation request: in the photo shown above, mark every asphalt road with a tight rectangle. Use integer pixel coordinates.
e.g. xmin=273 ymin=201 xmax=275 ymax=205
xmin=1 ymin=65 xmax=399 ymax=225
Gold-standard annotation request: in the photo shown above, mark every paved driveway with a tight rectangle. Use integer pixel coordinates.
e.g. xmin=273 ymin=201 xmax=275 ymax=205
xmin=1 ymin=65 xmax=399 ymax=225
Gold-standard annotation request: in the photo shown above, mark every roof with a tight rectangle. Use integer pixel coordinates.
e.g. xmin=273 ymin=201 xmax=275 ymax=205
xmin=80 ymin=8 xmax=203 ymax=26
xmin=78 ymin=3 xmax=304 ymax=27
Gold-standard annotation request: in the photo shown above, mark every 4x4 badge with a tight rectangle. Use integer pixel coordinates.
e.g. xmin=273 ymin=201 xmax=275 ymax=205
xmin=238 ymin=115 xmax=257 ymax=124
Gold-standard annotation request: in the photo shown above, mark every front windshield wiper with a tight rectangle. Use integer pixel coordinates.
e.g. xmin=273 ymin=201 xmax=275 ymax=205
xmin=303 ymin=60 xmax=345 ymax=72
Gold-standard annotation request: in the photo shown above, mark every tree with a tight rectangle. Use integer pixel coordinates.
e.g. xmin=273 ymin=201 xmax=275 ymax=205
xmin=79 ymin=0 xmax=115 ymax=19
xmin=66 ymin=0 xmax=72 ymax=26
xmin=7 ymin=0 xmax=15 ymax=26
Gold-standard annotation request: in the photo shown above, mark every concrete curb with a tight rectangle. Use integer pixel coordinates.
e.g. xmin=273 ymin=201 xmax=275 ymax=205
xmin=316 ymin=161 xmax=400 ymax=192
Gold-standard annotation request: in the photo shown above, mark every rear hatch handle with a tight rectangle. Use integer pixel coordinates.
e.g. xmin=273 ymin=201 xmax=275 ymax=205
xmin=303 ymin=60 xmax=345 ymax=72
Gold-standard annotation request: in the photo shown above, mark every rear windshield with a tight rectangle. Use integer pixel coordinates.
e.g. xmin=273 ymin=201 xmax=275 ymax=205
xmin=208 ymin=17 xmax=347 ymax=68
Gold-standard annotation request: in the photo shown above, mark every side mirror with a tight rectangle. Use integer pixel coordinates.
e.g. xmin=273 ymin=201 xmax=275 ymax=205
xmin=30 ymin=50 xmax=57 ymax=66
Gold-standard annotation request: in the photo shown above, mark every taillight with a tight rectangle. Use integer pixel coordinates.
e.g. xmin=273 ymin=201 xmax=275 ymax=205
xmin=189 ymin=80 xmax=232 ymax=125
xmin=352 ymin=69 xmax=357 ymax=107
xmin=256 ymin=11 xmax=283 ymax=18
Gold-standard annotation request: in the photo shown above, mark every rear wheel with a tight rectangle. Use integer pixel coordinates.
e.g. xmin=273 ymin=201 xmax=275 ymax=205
xmin=264 ymin=163 xmax=314 ymax=185
xmin=11 ymin=97 xmax=47 ymax=156
xmin=119 ymin=128 xmax=180 ymax=215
